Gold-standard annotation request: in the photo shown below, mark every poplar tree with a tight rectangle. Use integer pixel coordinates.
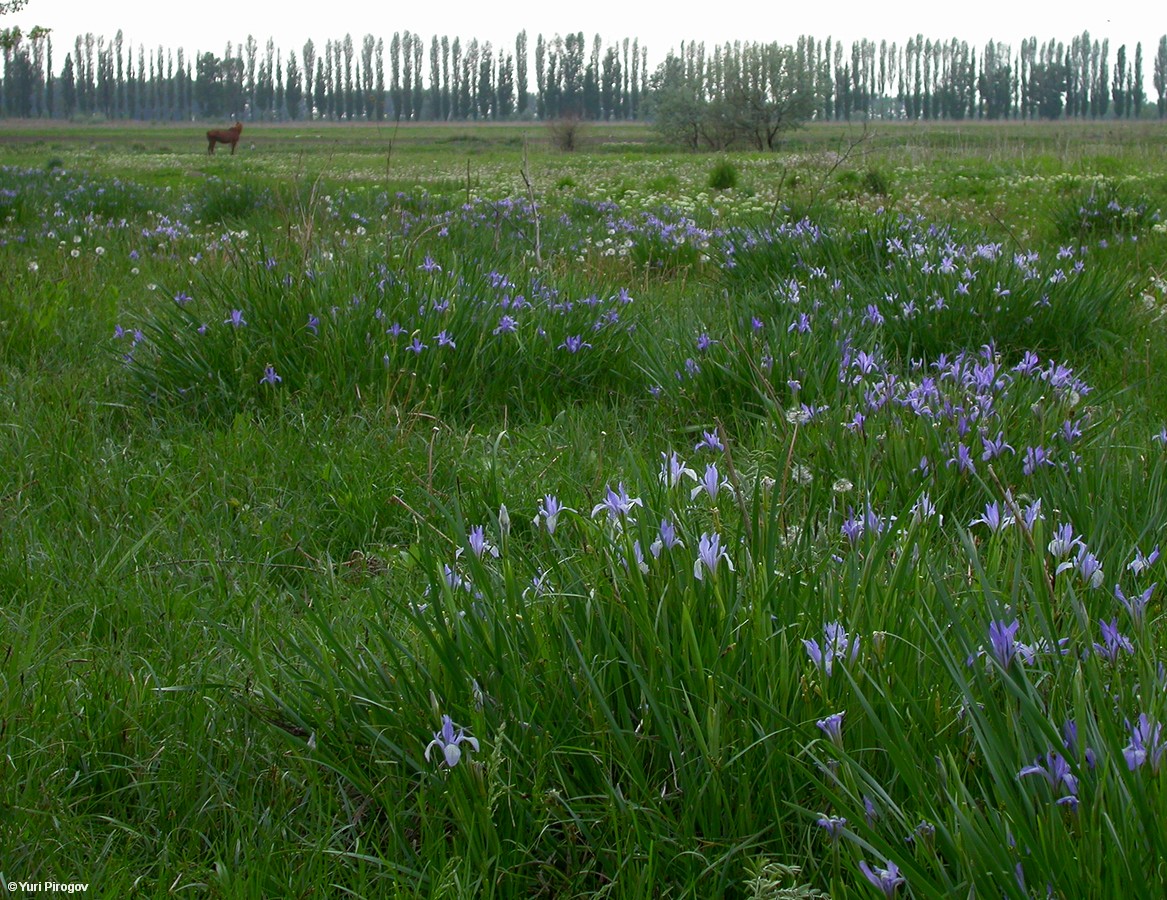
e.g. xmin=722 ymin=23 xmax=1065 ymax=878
xmin=301 ymin=40 xmax=315 ymax=118
xmin=401 ymin=31 xmax=412 ymax=119
xmin=60 ymin=51 xmax=75 ymax=117
xmin=389 ymin=33 xmax=400 ymax=119
xmin=342 ymin=33 xmax=353 ymax=119
xmin=429 ymin=36 xmax=440 ymax=119
xmin=363 ymin=35 xmax=376 ymax=119
xmin=374 ymin=38 xmax=384 ymax=120
xmin=1154 ymin=36 xmax=1167 ymax=117
xmin=285 ymin=50 xmax=301 ymax=118
xmin=245 ymin=35 xmax=257 ymax=118
xmin=439 ymin=36 xmax=450 ymax=119
xmin=534 ymin=33 xmax=545 ymax=118
xmin=476 ymin=40 xmax=492 ymax=118
xmin=313 ymin=58 xmax=325 ymax=120
xmin=411 ymin=35 xmax=422 ymax=117
xmin=1113 ymin=44 xmax=1127 ymax=116
xmin=1132 ymin=43 xmax=1144 ymax=118
xmin=451 ymin=37 xmax=461 ymax=118
xmin=515 ymin=30 xmax=528 ymax=116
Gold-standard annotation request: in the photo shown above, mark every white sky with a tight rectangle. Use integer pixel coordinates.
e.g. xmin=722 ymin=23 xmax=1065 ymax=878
xmin=6 ymin=0 xmax=1159 ymax=73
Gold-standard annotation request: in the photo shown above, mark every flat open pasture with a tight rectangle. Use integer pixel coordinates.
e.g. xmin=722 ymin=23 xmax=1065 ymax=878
xmin=2 ymin=120 xmax=1167 ymax=897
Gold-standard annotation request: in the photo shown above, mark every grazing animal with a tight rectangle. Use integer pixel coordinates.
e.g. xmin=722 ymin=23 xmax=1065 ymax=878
xmin=206 ymin=121 xmax=243 ymax=155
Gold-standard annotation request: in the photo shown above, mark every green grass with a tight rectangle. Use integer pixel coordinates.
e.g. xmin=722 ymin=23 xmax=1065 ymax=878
xmin=2 ymin=120 xmax=1167 ymax=897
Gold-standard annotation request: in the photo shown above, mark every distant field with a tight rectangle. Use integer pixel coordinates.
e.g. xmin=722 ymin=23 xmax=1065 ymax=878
xmin=2 ymin=116 xmax=1163 ymax=161
xmin=2 ymin=118 xmax=1167 ymax=897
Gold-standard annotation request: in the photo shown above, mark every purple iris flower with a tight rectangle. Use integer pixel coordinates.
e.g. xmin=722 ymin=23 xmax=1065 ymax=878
xmin=1124 ymin=714 xmax=1166 ymax=772
xmin=789 ymin=312 xmax=812 ymax=333
xmin=424 ymin=715 xmax=479 ymax=768
xmin=816 ymin=815 xmax=847 ymax=840
xmin=659 ymin=451 xmax=697 ymax=489
xmin=651 ymin=519 xmax=683 ymax=558
xmin=1074 ymin=545 xmax=1104 ymax=588
xmin=1019 ymin=750 xmax=1079 ymax=807
xmin=1128 ymin=546 xmax=1160 ymax=576
xmin=858 ymin=859 xmax=905 ymax=898
xmin=1020 ymin=498 xmax=1044 ymax=531
xmin=1062 ymin=719 xmax=1097 ymax=770
xmin=691 ymin=463 xmax=729 ymax=502
xmin=816 ymin=711 xmax=845 ymax=746
xmin=804 ymin=623 xmax=859 ymax=676
xmin=694 ymin=532 xmax=733 ymax=581
xmin=1023 ymin=446 xmax=1052 ymax=476
xmin=535 ymin=495 xmax=572 ymax=535
xmin=1115 ymin=583 xmax=1155 ymax=626
xmin=841 ymin=512 xmax=864 ymax=544
xmin=1048 ymin=523 xmax=1082 ymax=561
xmin=981 ymin=431 xmax=1014 ymax=461
xmin=590 ymin=483 xmax=642 ymax=523
xmin=259 ymin=365 xmax=282 ymax=385
xmin=988 ymin=619 xmax=1023 ymax=669
xmin=971 ymin=501 xmax=1013 ymax=533
xmin=695 ymin=430 xmax=724 ymax=452
xmin=559 ymin=335 xmax=592 ymax=353
xmin=223 ymin=309 xmax=246 ymax=328
xmin=947 ymin=443 xmax=975 ymax=475
xmin=467 ymin=525 xmax=497 ymax=559
xmin=1093 ymin=618 xmax=1134 ymax=663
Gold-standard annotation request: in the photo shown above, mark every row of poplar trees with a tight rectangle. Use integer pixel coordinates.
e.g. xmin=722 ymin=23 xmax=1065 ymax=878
xmin=2 ymin=28 xmax=1167 ymax=123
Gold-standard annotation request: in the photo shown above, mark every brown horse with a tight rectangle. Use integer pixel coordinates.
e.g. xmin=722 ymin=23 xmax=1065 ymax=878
xmin=207 ymin=121 xmax=243 ymax=155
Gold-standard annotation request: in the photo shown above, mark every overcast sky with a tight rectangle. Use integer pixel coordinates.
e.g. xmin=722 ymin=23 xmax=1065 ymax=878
xmin=6 ymin=0 xmax=1159 ymax=71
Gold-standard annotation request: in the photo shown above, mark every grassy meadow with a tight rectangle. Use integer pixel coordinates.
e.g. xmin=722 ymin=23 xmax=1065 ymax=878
xmin=2 ymin=118 xmax=1167 ymax=897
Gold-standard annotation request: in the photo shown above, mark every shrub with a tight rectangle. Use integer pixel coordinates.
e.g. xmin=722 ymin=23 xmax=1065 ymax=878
xmin=708 ymin=158 xmax=739 ymax=191
xmin=547 ymin=116 xmax=586 ymax=152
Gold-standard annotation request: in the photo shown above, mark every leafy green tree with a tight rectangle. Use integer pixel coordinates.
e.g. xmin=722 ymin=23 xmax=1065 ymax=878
xmin=195 ymin=51 xmax=221 ymax=117
xmin=1 ymin=0 xmax=44 ymax=53
xmin=650 ymin=41 xmax=813 ymax=150
xmin=978 ymin=40 xmax=1012 ymax=119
